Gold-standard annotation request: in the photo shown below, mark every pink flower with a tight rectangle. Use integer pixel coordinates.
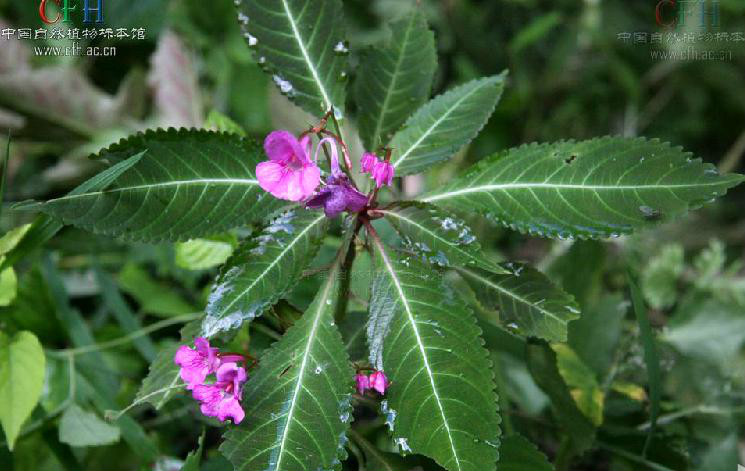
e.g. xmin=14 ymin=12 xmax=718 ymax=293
xmin=360 ymin=152 xmax=377 ymax=173
xmin=256 ymin=130 xmax=321 ymax=201
xmin=192 ymin=363 xmax=247 ymax=424
xmin=369 ymin=370 xmax=390 ymax=394
xmin=174 ymin=337 xmax=220 ymax=390
xmin=371 ymin=161 xmax=394 ymax=188
xmin=360 ymin=152 xmax=395 ymax=188
xmin=355 ymin=373 xmax=370 ymax=395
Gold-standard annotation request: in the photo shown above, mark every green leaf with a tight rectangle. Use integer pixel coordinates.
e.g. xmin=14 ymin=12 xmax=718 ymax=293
xmin=550 ymin=344 xmax=604 ymax=426
xmin=175 ymin=234 xmax=238 ymax=271
xmin=205 ymin=110 xmax=246 ymax=137
xmin=2 ymin=152 xmax=145 ymax=271
xmin=459 ymin=264 xmax=580 ymax=342
xmin=627 ymin=271 xmax=661 ymax=457
xmin=568 ymin=294 xmax=627 ymax=377
xmin=390 ymin=74 xmax=506 ymax=176
xmin=526 ymin=342 xmax=595 ymax=455
xmin=0 ymin=132 xmax=9 ymax=221
xmin=380 ymin=202 xmax=504 ymax=272
xmin=203 ymin=209 xmax=327 ymax=337
xmin=339 ymin=311 xmax=367 ymax=363
xmin=95 ymin=268 xmax=157 ymax=361
xmin=0 ymin=225 xmax=32 ymax=256
xmin=221 ymin=241 xmax=354 ymax=471
xmin=238 ymin=0 xmax=347 ymax=116
xmin=0 ymin=265 xmax=16 ymax=306
xmin=348 ymin=428 xmax=413 ymax=471
xmin=0 ymin=331 xmax=45 ymax=450
xmin=641 ymin=244 xmax=684 ymax=310
xmin=181 ymin=431 xmax=205 ymax=471
xmin=367 ymin=238 xmax=500 ymax=471
xmin=41 ymin=256 xmax=158 ymax=460
xmin=497 ymin=434 xmax=553 ymax=471
xmin=32 ymin=129 xmax=283 ymax=242
xmin=662 ymin=299 xmax=745 ymax=365
xmin=355 ymin=9 xmax=437 ymax=150
xmin=58 ymin=404 xmax=121 ymax=447
xmin=424 ymin=137 xmax=745 ymax=239
xmin=118 ymin=263 xmax=196 ymax=317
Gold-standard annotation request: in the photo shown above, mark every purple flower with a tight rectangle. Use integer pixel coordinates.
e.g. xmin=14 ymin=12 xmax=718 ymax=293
xmin=306 ymin=137 xmax=368 ymax=217
xmin=192 ymin=363 xmax=247 ymax=424
xmin=360 ymin=152 xmax=395 ymax=188
xmin=355 ymin=373 xmax=370 ymax=395
xmin=369 ymin=370 xmax=390 ymax=394
xmin=174 ymin=337 xmax=220 ymax=390
xmin=306 ymin=175 xmax=368 ymax=217
xmin=256 ymin=130 xmax=321 ymax=202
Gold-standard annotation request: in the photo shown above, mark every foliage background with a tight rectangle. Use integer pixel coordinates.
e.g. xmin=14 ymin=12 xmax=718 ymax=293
xmin=0 ymin=0 xmax=744 ymax=470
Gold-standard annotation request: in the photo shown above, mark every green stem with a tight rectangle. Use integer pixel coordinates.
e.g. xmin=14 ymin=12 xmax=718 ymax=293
xmin=597 ymin=441 xmax=675 ymax=471
xmin=334 ymin=219 xmax=361 ymax=323
xmin=553 ymin=437 xmax=574 ymax=471
xmin=347 ymin=428 xmax=393 ymax=471
xmin=46 ymin=313 xmax=202 ymax=357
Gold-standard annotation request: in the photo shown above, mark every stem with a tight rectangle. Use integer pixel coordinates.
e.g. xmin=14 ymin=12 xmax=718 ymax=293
xmin=637 ymin=405 xmax=745 ymax=430
xmin=334 ymin=219 xmax=362 ymax=323
xmin=328 ymin=107 xmax=353 ymax=171
xmin=718 ymin=127 xmax=745 ymax=173
xmin=553 ymin=437 xmax=575 ymax=471
xmin=347 ymin=428 xmax=390 ymax=471
xmin=597 ymin=441 xmax=675 ymax=471
xmin=252 ymin=321 xmax=282 ymax=340
xmin=46 ymin=313 xmax=202 ymax=357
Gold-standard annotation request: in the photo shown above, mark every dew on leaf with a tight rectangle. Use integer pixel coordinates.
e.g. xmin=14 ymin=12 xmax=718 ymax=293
xmin=333 ymin=41 xmax=349 ymax=54
xmin=244 ymin=33 xmax=258 ymax=46
xmin=237 ymin=13 xmax=249 ymax=25
xmin=394 ymin=437 xmax=411 ymax=453
xmin=381 ymin=400 xmax=397 ymax=432
xmin=273 ymin=75 xmax=294 ymax=95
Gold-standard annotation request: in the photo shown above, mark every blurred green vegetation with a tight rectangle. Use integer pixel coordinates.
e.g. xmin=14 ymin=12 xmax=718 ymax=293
xmin=0 ymin=0 xmax=743 ymax=470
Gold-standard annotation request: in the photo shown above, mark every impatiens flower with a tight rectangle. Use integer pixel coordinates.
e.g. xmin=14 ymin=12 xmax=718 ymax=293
xmin=174 ymin=337 xmax=220 ymax=390
xmin=355 ymin=373 xmax=370 ymax=395
xmin=256 ymin=130 xmax=321 ymax=201
xmin=371 ymin=160 xmax=394 ymax=188
xmin=360 ymin=152 xmax=377 ymax=173
xmin=192 ymin=362 xmax=247 ymax=424
xmin=306 ymin=175 xmax=368 ymax=217
xmin=360 ymin=152 xmax=395 ymax=188
xmin=369 ymin=370 xmax=390 ymax=394
xmin=306 ymin=137 xmax=368 ymax=217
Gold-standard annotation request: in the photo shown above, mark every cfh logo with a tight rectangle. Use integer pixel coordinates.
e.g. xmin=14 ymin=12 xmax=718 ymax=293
xmin=38 ymin=0 xmax=104 ymax=25
xmin=655 ymin=0 xmax=720 ymax=29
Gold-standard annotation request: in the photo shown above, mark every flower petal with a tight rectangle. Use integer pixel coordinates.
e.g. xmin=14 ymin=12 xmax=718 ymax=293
xmin=264 ymin=130 xmax=302 ymax=163
xmin=257 ymin=161 xmax=291 ymax=199
xmin=217 ymin=396 xmax=245 ymax=424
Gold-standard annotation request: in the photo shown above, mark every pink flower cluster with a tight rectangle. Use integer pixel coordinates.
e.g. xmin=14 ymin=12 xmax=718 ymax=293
xmin=360 ymin=152 xmax=394 ymax=188
xmin=174 ymin=338 xmax=247 ymax=424
xmin=355 ymin=370 xmax=390 ymax=395
xmin=255 ymin=130 xmax=395 ymax=213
